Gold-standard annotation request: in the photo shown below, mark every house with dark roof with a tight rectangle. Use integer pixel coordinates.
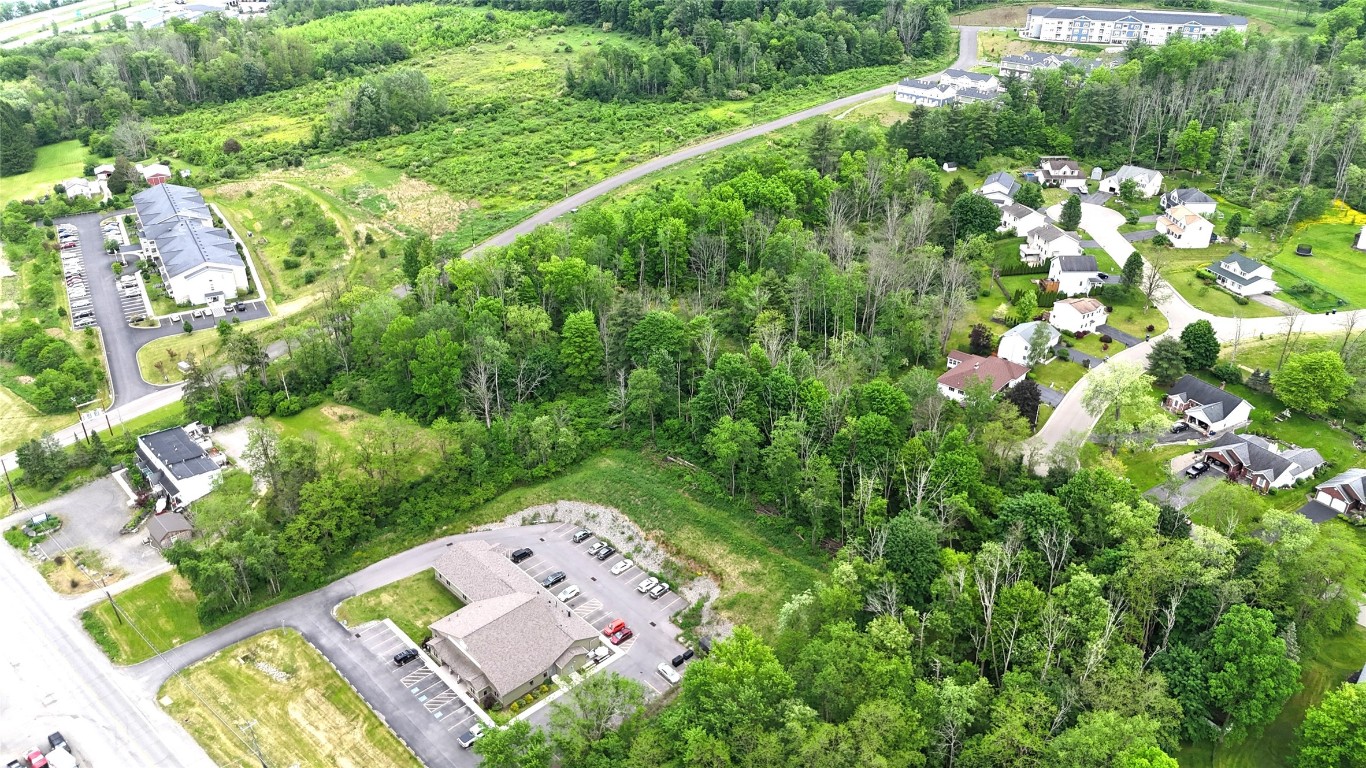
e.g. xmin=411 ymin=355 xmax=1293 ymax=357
xmin=1023 ymin=6 xmax=1247 ymax=45
xmin=1160 ymin=188 xmax=1217 ymax=215
xmin=940 ymin=68 xmax=1001 ymax=93
xmin=895 ymin=77 xmax=955 ymax=107
xmin=1164 ymin=374 xmax=1253 ymax=434
xmin=1202 ymin=432 xmax=1324 ymax=492
xmin=1020 ymin=222 xmax=1081 ymax=266
xmin=999 ymin=52 xmax=1100 ymax=79
xmin=428 ymin=540 xmax=601 ymax=709
xmin=1048 ymin=253 xmax=1101 ymax=295
xmin=135 ymin=425 xmax=226 ymax=506
xmin=1209 ymin=253 xmax=1277 ymax=296
xmin=132 ymin=184 xmax=248 ymax=306
xmin=1300 ymin=468 xmax=1366 ymax=523
xmin=979 ymin=172 xmax=1022 ymax=205
xmin=938 ymin=352 xmax=1028 ymax=402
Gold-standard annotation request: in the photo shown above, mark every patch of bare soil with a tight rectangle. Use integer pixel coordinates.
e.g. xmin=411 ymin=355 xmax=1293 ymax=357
xmin=41 ymin=548 xmax=125 ymax=595
xmin=382 ymin=176 xmax=476 ymax=237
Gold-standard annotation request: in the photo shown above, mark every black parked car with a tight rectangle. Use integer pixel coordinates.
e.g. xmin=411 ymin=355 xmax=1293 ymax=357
xmin=1185 ymin=461 xmax=1209 ymax=479
xmin=510 ymin=547 xmax=534 ymax=563
xmin=1170 ymin=421 xmax=1190 ymax=434
xmin=541 ymin=570 xmax=567 ymax=589
xmin=595 ymin=546 xmax=617 ymax=561
xmin=393 ymin=648 xmax=419 ymax=666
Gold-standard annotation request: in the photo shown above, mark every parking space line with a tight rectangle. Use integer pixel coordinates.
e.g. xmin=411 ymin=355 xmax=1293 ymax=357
xmin=446 ymin=713 xmax=476 ymax=732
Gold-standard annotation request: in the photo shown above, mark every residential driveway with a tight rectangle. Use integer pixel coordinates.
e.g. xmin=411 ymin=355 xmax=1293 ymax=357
xmin=53 ymin=211 xmax=270 ymax=405
xmin=1065 ymin=348 xmax=1105 ymax=369
xmin=1098 ymin=324 xmax=1143 ymax=347
xmin=1037 ymin=383 xmax=1064 ymax=407
xmin=1083 ymin=192 xmax=1112 ymax=205
xmin=22 ymin=475 xmax=165 ymax=579
xmin=1250 ymin=293 xmax=1299 ymax=314
xmin=1123 ymin=229 xmax=1159 ymax=242
xmin=126 ymin=522 xmax=693 ymax=768
xmin=1146 ymin=471 xmax=1218 ymax=510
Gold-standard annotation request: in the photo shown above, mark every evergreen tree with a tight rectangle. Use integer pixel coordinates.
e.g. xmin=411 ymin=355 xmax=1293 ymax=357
xmin=1224 ymin=212 xmax=1243 ymax=239
xmin=943 ymin=176 xmax=968 ymax=206
xmin=1146 ymin=337 xmax=1188 ymax=385
xmin=1122 ymin=251 xmax=1145 ymax=289
xmin=1060 ymin=194 xmax=1083 ymax=231
xmin=0 ymin=102 xmax=36 ymax=176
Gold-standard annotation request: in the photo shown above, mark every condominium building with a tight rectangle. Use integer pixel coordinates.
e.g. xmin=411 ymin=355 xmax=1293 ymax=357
xmin=1023 ymin=6 xmax=1247 ymax=44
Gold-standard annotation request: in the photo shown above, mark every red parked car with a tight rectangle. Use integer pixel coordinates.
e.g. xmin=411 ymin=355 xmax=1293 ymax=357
xmin=602 ymin=618 xmax=626 ymax=637
xmin=609 ymin=627 xmax=634 ymax=645
xmin=27 ymin=750 xmax=49 ymax=768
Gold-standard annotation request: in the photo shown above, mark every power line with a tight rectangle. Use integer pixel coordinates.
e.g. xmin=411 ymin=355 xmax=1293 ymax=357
xmin=42 ymin=529 xmax=268 ymax=768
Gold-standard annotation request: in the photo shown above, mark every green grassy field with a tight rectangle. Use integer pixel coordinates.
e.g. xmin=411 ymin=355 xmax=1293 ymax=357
xmin=1032 ymin=357 xmax=1088 ymax=393
xmin=0 ymin=141 xmax=97 ymax=206
xmin=1267 ymin=222 xmax=1366 ymax=311
xmin=1176 ymin=625 xmax=1366 ymax=768
xmin=1103 ymin=291 xmax=1170 ymax=338
xmin=84 ymin=572 xmax=204 ymax=665
xmin=1080 ymin=442 xmax=1195 ymax=491
xmin=160 ymin=629 xmax=421 ymax=768
xmin=1219 ymin=333 xmax=1345 ymax=373
xmin=1162 ymin=265 xmax=1284 ymax=318
xmin=336 ymin=569 xmax=464 ymax=645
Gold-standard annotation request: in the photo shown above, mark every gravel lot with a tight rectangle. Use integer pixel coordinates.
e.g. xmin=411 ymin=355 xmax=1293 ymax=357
xmin=22 ymin=476 xmax=164 ymax=579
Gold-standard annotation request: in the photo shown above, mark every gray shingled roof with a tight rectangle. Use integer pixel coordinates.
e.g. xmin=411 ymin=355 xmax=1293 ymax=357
xmin=983 ymin=171 xmax=1021 ymax=195
xmin=1318 ymin=468 xmax=1366 ymax=502
xmin=1167 ymin=374 xmax=1249 ymax=419
xmin=1001 ymin=321 xmax=1060 ymax=346
xmin=1106 ymin=164 xmax=1160 ymax=181
xmin=944 ymin=68 xmax=996 ymax=83
xmin=1036 ymin=223 xmax=1072 ymax=243
xmin=1001 ymin=202 xmax=1034 ymax=219
xmin=1209 ymin=254 xmax=1271 ymax=286
xmin=133 ymin=184 xmax=243 ymax=280
xmin=147 ymin=511 xmax=193 ymax=544
xmin=139 ymin=427 xmax=219 ymax=480
xmin=1028 ymin=6 xmax=1246 ymax=25
xmin=1164 ymin=188 xmax=1215 ymax=206
xmin=898 ymin=77 xmax=942 ymax=88
xmin=1206 ymin=431 xmax=1323 ymax=482
xmin=430 ymin=541 xmax=599 ymax=699
xmin=1054 ymin=254 xmax=1098 ymax=272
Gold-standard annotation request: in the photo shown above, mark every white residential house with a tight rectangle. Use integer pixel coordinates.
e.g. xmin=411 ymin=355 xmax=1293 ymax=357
xmin=1160 ymin=188 xmax=1217 ymax=216
xmin=1100 ymin=165 xmax=1164 ymax=198
xmin=93 ymin=164 xmax=116 ymax=180
xmin=895 ymin=78 xmax=955 ymax=107
xmin=937 ymin=352 xmax=1029 ymax=402
xmin=135 ymin=425 xmax=227 ymax=507
xmin=979 ymin=172 xmax=1021 ymax=206
xmin=1037 ymin=156 xmax=1088 ymax=194
xmin=1020 ymin=223 xmax=1082 ymax=267
xmin=997 ymin=321 xmax=1061 ymax=367
xmin=1156 ymin=205 xmax=1214 ymax=249
xmin=135 ymin=162 xmax=172 ymax=186
xmin=1048 ymin=253 xmax=1102 ymax=295
xmin=1048 ymin=297 xmax=1107 ymax=334
xmin=998 ymin=203 xmax=1049 ymax=235
xmin=940 ymin=68 xmax=1001 ymax=93
xmin=1353 ymin=224 xmax=1366 ymax=251
xmin=59 ymin=177 xmax=99 ymax=200
xmin=1164 ymin=374 xmax=1254 ymax=434
xmin=1208 ymin=253 xmax=1277 ymax=296
xmin=1023 ymin=7 xmax=1248 ymax=45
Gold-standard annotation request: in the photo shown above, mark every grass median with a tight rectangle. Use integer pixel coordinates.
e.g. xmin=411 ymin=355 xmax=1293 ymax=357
xmin=335 ymin=569 xmax=463 ymax=645
xmin=160 ymin=628 xmax=421 ymax=768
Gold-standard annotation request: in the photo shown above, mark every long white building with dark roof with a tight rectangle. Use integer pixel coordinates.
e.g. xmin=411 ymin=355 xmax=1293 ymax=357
xmin=132 ymin=184 xmax=247 ymax=306
xmin=1023 ymin=6 xmax=1247 ymax=44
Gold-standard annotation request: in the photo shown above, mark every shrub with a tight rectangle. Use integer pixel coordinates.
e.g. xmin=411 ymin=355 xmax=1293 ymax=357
xmin=1073 ymin=330 xmax=1089 ymax=339
xmin=1233 ymin=295 xmax=1249 ymax=305
xmin=1099 ymin=334 xmax=1113 ymax=344
xmin=1146 ymin=324 xmax=1156 ymax=332
xmin=1151 ymin=233 xmax=1172 ymax=246
xmin=1211 ymin=362 xmax=1244 ymax=384
xmin=1057 ymin=347 xmax=1071 ymax=361
xmin=282 ymin=257 xmax=301 ymax=270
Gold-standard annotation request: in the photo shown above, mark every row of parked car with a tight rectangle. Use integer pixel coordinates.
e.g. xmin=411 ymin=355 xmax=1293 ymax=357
xmin=56 ymin=225 xmax=97 ymax=331
xmin=7 ymin=732 xmax=77 ymax=768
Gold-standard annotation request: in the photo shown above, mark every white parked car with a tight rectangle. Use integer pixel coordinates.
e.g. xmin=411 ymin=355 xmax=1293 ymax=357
xmin=170 ymin=313 xmax=181 ymax=323
xmin=557 ymin=585 xmax=581 ymax=602
xmin=637 ymin=576 xmax=659 ymax=594
xmin=586 ymin=541 xmax=605 ymax=556
xmin=656 ymin=663 xmax=681 ymax=685
xmin=610 ymin=559 xmax=634 ymax=576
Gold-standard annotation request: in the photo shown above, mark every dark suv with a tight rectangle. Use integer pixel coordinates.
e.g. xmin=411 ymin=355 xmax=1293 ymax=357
xmin=595 ymin=546 xmax=617 ymax=561
xmin=393 ymin=648 xmax=419 ymax=666
xmin=540 ymin=570 xmax=567 ymax=589
xmin=510 ymin=547 xmax=534 ymax=563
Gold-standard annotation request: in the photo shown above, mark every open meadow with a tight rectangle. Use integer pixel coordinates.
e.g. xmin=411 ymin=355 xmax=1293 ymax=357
xmin=160 ymin=628 xmax=421 ymax=768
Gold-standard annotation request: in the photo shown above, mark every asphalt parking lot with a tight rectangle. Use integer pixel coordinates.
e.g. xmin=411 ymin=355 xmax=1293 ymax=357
xmin=54 ymin=211 xmax=273 ymax=403
xmin=512 ymin=521 xmax=692 ymax=699
xmin=355 ymin=623 xmax=482 ymax=741
xmin=21 ymin=476 xmax=165 ymax=577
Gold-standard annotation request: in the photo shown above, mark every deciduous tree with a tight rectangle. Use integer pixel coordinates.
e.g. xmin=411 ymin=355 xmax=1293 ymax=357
xmin=1179 ymin=319 xmax=1219 ymax=369
xmin=1272 ymin=351 xmax=1355 ymax=414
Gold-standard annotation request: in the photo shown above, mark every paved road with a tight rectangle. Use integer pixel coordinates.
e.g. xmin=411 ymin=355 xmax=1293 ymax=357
xmin=56 ymin=211 xmax=270 ymax=406
xmin=124 ymin=521 xmax=688 ymax=768
xmin=0 ymin=527 xmax=216 ymax=765
xmin=467 ymin=26 xmax=984 ymax=254
xmin=1026 ymin=201 xmax=1366 ymax=468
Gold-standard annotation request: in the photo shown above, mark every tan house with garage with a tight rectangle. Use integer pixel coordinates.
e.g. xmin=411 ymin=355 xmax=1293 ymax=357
xmin=427 ymin=540 xmax=600 ymax=709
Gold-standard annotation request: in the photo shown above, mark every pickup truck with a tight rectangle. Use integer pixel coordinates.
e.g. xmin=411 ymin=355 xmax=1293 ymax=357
xmin=457 ymin=724 xmax=485 ymax=749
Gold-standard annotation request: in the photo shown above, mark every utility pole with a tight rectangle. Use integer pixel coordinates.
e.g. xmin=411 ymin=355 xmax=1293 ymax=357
xmin=71 ymin=398 xmax=90 ymax=444
xmin=2 ymin=458 xmax=19 ymax=510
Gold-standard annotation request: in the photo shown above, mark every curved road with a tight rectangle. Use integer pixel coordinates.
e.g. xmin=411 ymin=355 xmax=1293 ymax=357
xmin=468 ymin=26 xmax=985 ymax=254
xmin=1027 ymin=202 xmax=1366 ymax=469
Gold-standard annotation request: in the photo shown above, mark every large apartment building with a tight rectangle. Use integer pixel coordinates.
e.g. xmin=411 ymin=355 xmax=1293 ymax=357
xmin=1023 ymin=6 xmax=1247 ymax=44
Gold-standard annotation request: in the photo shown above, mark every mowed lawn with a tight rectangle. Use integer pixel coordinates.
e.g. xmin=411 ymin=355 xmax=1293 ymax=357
xmin=335 ymin=569 xmax=463 ymax=645
xmin=0 ymin=140 xmax=96 ymax=206
xmin=83 ymin=572 xmax=204 ymax=665
xmin=1268 ymin=223 xmax=1366 ymax=309
xmin=160 ymin=629 xmax=421 ymax=768
xmin=1176 ymin=625 xmax=1366 ymax=768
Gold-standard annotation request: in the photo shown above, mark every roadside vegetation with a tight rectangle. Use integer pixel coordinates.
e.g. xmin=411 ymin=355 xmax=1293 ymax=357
xmin=159 ymin=628 xmax=422 ymax=768
xmin=85 ymin=572 xmax=203 ymax=665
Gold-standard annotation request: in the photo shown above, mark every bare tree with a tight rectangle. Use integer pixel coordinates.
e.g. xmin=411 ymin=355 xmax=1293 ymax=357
xmin=1138 ymin=252 xmax=1170 ymax=310
xmin=1035 ymin=523 xmax=1073 ymax=593
xmin=111 ymin=115 xmax=157 ymax=159
xmin=1277 ymin=308 xmax=1304 ymax=369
